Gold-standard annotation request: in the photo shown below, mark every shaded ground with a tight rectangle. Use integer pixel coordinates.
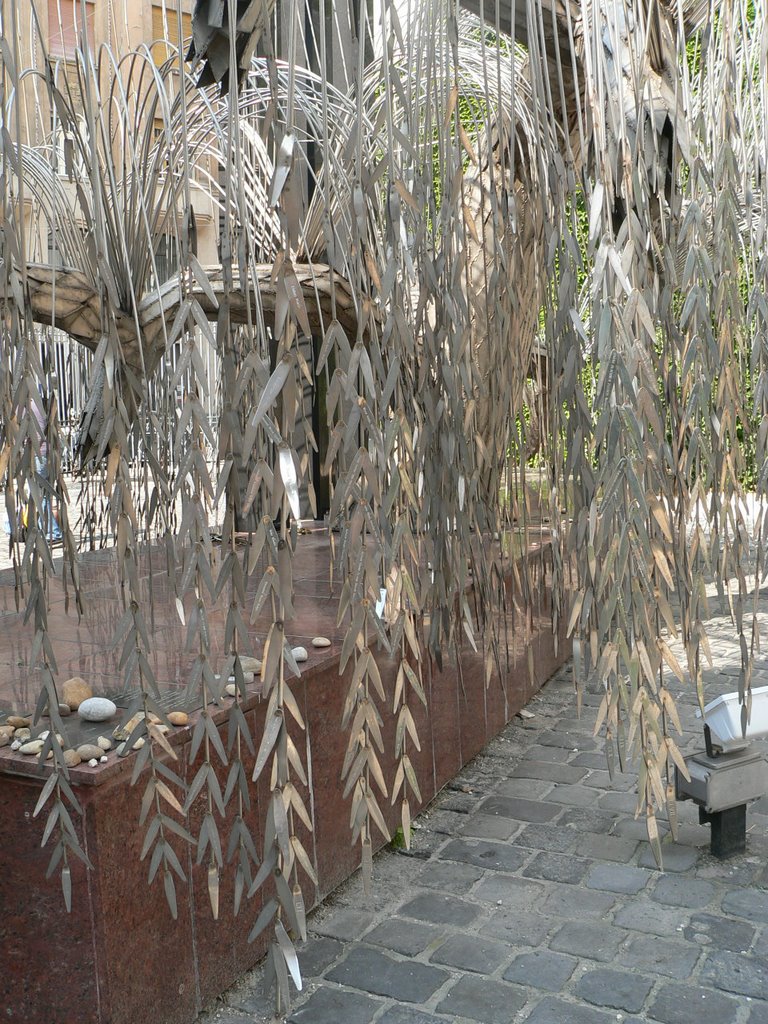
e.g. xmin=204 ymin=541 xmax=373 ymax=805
xmin=198 ymin=605 xmax=768 ymax=1024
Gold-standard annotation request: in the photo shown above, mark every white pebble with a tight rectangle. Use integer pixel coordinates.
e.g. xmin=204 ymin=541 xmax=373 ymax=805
xmin=100 ymin=755 xmax=108 ymax=763
xmin=88 ymin=758 xmax=98 ymax=767
xmin=312 ymin=636 xmax=331 ymax=648
xmin=291 ymin=646 xmax=308 ymax=663
xmin=11 ymin=740 xmax=21 ymax=750
xmin=78 ymin=697 xmax=117 ymax=722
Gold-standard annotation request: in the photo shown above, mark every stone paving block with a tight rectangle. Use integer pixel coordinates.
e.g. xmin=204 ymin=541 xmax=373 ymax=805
xmin=574 ymin=833 xmax=638 ymax=863
xmin=288 ymin=986 xmax=381 ymax=1024
xmin=206 ymin=1014 xmax=252 ymax=1024
xmin=522 ymin=996 xmax=623 ymax=1024
xmin=700 ymin=949 xmax=768 ymax=1000
xmin=540 ymin=883 xmax=616 ymax=920
xmin=638 ymin=842 xmax=699 ymax=872
xmin=439 ymin=791 xmax=481 ymax=814
xmin=651 ymin=875 xmax=717 ymax=909
xmin=483 ymin=908 xmax=556 ymax=947
xmin=683 ymin=912 xmax=756 ymax=952
xmin=538 ymin=730 xmax=597 ymax=751
xmin=556 ymin=807 xmax=618 ymax=832
xmin=523 ymin=851 xmax=591 ymax=885
xmin=597 ymin=791 xmax=640 ymax=814
xmin=613 ymin=898 xmax=690 ymax=937
xmin=582 ymin=769 xmax=635 ymax=791
xmin=496 ymin=777 xmax=557 ymax=800
xmin=525 ymin=744 xmax=573 ymax=763
xmin=460 ymin=813 xmax=521 ymax=841
xmin=311 ymin=906 xmax=375 ymax=941
xmin=570 ymin=751 xmax=612 ymax=770
xmin=511 ymin=760 xmax=588 ymax=784
xmin=544 ymin=784 xmax=601 ymax=808
xmin=586 ymin=863 xmax=653 ymax=894
xmin=748 ymin=1001 xmax=768 ymax=1024
xmin=574 ymin=967 xmax=654 ymax=1013
xmin=429 ymin=932 xmax=510 ymax=974
xmin=617 ymin=934 xmax=700 ymax=979
xmin=721 ymin=887 xmax=768 ymax=924
xmin=502 ymin=949 xmax=577 ymax=991
xmin=326 ymin=947 xmax=449 ymax=1002
xmin=299 ymin=936 xmax=345 ymax=978
xmin=377 ymin=1009 xmax=449 ymax=1024
xmin=474 ymin=873 xmax=545 ymax=908
xmin=398 ymin=892 xmax=480 ymax=927
xmin=365 ymin=917 xmax=446 ymax=957
xmin=414 ymin=858 xmax=484 ymax=894
xmin=479 ymin=794 xmax=561 ymax=822
xmin=611 ymin=817 xmax=670 ymax=842
xmin=754 ymin=927 xmax=768 ymax=956
xmin=516 ymin=823 xmax=578 ymax=854
xmin=439 ymin=836 xmax=528 ymax=873
xmin=435 ymin=975 xmax=527 ymax=1024
xmin=420 ymin=809 xmax=474 ymax=836
xmin=549 ymin=920 xmax=626 ymax=961
xmin=647 ymin=982 xmax=740 ymax=1024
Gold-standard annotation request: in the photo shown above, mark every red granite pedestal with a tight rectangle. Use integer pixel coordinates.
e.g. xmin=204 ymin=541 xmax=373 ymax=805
xmin=0 ymin=531 xmax=570 ymax=1024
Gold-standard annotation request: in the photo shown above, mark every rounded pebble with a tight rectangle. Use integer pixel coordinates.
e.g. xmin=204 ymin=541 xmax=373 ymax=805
xmin=7 ymin=716 xmax=30 ymax=728
xmin=58 ymin=703 xmax=71 ymax=717
xmin=61 ymin=677 xmax=93 ymax=711
xmin=240 ymin=656 xmax=262 ymax=675
xmin=0 ymin=733 xmax=9 ymax=748
xmin=99 ymin=755 xmax=108 ymax=763
xmin=77 ymin=697 xmax=117 ymax=723
xmin=88 ymin=758 xmax=98 ymax=767
xmin=312 ymin=636 xmax=331 ymax=648
xmin=225 ymin=682 xmax=237 ymax=697
xmin=63 ymin=749 xmax=81 ymax=767
xmin=14 ymin=728 xmax=31 ymax=742
xmin=19 ymin=740 xmax=44 ymax=755
xmin=291 ymin=646 xmax=308 ymax=663
xmin=168 ymin=711 xmax=188 ymax=726
xmin=76 ymin=743 xmax=104 ymax=761
xmin=11 ymin=740 xmax=21 ymax=751
xmin=96 ymin=736 xmax=112 ymax=751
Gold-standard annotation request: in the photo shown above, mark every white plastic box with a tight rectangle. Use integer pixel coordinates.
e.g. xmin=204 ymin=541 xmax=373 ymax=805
xmin=697 ymin=685 xmax=768 ymax=752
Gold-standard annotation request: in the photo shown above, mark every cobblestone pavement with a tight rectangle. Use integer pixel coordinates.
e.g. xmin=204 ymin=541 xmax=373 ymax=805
xmin=200 ymin=609 xmax=768 ymax=1024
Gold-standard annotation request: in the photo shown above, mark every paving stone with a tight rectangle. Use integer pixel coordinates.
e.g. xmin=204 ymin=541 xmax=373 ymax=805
xmin=439 ymin=836 xmax=528 ymax=873
xmin=700 ymin=949 xmax=768 ymax=1000
xmin=613 ymin=898 xmax=690 ymax=937
xmin=651 ymin=875 xmax=717 ymax=908
xmin=516 ymin=823 xmax=578 ymax=854
xmin=721 ymin=887 xmax=768 ymax=924
xmin=638 ymin=842 xmax=700 ymax=871
xmin=586 ymin=863 xmax=653 ymax=894
xmin=556 ymin=807 xmax=618 ymax=832
xmin=647 ymin=982 xmax=740 ymax=1024
xmin=435 ymin=975 xmax=527 ymax=1024
xmin=311 ymin=906 xmax=375 ymax=941
xmin=364 ymin=917 xmax=445 ymax=957
xmin=377 ymin=1009 xmax=448 ymax=1024
xmin=511 ymin=760 xmax=587 ymax=784
xmin=439 ymin=791 xmax=481 ymax=814
xmin=523 ymin=851 xmax=590 ymax=885
xmin=496 ymin=777 xmax=557 ymax=800
xmin=525 ymin=744 xmax=573 ymax=763
xmin=582 ymin=770 xmax=636 ymax=791
xmin=544 ymin=784 xmax=601 ymax=808
xmin=288 ymin=986 xmax=381 ymax=1024
xmin=539 ymin=883 xmax=616 ymax=920
xmin=683 ymin=912 xmax=756 ymax=952
xmin=570 ymin=751 xmax=612 ymax=770
xmin=574 ymin=833 xmax=638 ymax=863
xmin=326 ymin=947 xmax=449 ymax=1002
xmin=617 ymin=934 xmax=701 ymax=979
xmin=299 ymin=936 xmax=345 ymax=977
xmin=503 ymin=949 xmax=577 ymax=991
xmin=549 ymin=920 xmax=626 ymax=962
xmin=484 ymin=908 xmax=556 ymax=947
xmin=538 ymin=730 xmax=597 ymax=751
xmin=611 ymin=817 xmax=670 ymax=842
xmin=597 ymin=791 xmax=640 ymax=814
xmin=460 ymin=813 xmax=521 ymax=841
xmin=429 ymin=932 xmax=509 ymax=974
xmin=748 ymin=1001 xmax=768 ymax=1024
xmin=398 ymin=892 xmax=480 ymax=927
xmin=420 ymin=809 xmax=473 ymax=836
xmin=474 ymin=873 xmax=545 ymax=908
xmin=414 ymin=858 xmax=484 ymax=894
xmin=522 ymin=996 xmax=621 ymax=1024
xmin=479 ymin=794 xmax=561 ymax=822
xmin=207 ymin=1013 xmax=252 ymax=1024
xmin=574 ymin=967 xmax=654 ymax=1013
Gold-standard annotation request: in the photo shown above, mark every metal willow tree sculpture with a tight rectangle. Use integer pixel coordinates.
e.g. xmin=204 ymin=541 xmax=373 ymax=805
xmin=1 ymin=0 xmax=767 ymax=1007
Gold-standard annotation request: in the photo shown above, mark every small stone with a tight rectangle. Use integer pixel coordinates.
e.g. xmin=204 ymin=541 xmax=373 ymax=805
xmin=100 ymin=755 xmax=108 ymax=763
xmin=77 ymin=697 xmax=117 ymax=722
xmin=96 ymin=736 xmax=112 ymax=751
xmin=292 ymin=646 xmax=308 ymax=662
xmin=63 ymin=749 xmax=81 ymax=767
xmin=7 ymin=716 xmax=30 ymax=728
xmin=61 ymin=677 xmax=93 ymax=710
xmin=117 ymin=737 xmax=145 ymax=755
xmin=19 ymin=740 xmax=44 ymax=755
xmin=225 ymin=682 xmax=237 ymax=697
xmin=168 ymin=711 xmax=188 ymax=726
xmin=0 ymin=724 xmax=14 ymax=738
xmin=76 ymin=743 xmax=104 ymax=761
xmin=240 ymin=656 xmax=262 ymax=674
xmin=88 ymin=758 xmax=98 ymax=767
xmin=312 ymin=636 xmax=331 ymax=648
xmin=0 ymin=733 xmax=9 ymax=747
xmin=147 ymin=713 xmax=161 ymax=724
xmin=14 ymin=728 xmax=31 ymax=742
xmin=11 ymin=740 xmax=21 ymax=750
xmin=58 ymin=703 xmax=71 ymax=717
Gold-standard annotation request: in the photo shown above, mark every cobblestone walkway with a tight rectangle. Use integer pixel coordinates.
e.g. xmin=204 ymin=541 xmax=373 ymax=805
xmin=200 ymin=611 xmax=768 ymax=1024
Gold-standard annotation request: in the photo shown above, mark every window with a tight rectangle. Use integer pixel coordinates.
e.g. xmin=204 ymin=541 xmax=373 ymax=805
xmin=151 ymin=4 xmax=193 ymax=68
xmin=48 ymin=0 xmax=95 ymax=60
